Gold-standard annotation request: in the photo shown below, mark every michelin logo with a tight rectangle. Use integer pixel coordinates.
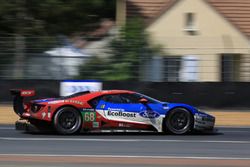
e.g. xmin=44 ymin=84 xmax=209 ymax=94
xmin=107 ymin=111 xmax=136 ymax=118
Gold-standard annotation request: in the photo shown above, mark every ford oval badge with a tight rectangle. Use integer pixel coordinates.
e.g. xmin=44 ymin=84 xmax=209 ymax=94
xmin=139 ymin=110 xmax=160 ymax=118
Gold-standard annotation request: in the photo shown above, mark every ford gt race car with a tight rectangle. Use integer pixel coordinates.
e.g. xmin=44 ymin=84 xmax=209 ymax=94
xmin=10 ymin=89 xmax=215 ymax=135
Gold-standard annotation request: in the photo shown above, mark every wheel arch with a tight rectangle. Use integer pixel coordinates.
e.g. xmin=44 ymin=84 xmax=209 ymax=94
xmin=162 ymin=106 xmax=194 ymax=133
xmin=52 ymin=105 xmax=83 ymax=134
xmin=165 ymin=106 xmax=194 ymax=118
xmin=52 ymin=105 xmax=82 ymax=122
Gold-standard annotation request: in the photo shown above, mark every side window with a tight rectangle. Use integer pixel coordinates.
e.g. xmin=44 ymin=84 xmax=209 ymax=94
xmin=88 ymin=97 xmax=102 ymax=108
xmin=133 ymin=93 xmax=159 ymax=104
xmin=97 ymin=93 xmax=158 ymax=104
xmin=120 ymin=94 xmax=140 ymax=103
xmin=101 ymin=95 xmax=124 ymax=103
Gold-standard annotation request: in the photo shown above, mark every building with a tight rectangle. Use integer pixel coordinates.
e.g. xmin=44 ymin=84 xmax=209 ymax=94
xmin=116 ymin=0 xmax=250 ymax=81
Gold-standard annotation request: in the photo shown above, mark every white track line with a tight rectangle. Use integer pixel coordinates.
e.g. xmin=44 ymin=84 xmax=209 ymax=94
xmin=220 ymin=130 xmax=250 ymax=133
xmin=0 ymin=137 xmax=250 ymax=144
xmin=0 ymin=154 xmax=249 ymax=160
xmin=0 ymin=127 xmax=15 ymax=130
xmin=217 ymin=126 xmax=250 ymax=128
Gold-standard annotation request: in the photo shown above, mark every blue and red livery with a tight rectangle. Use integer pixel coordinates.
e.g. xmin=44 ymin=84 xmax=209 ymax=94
xmin=10 ymin=89 xmax=215 ymax=135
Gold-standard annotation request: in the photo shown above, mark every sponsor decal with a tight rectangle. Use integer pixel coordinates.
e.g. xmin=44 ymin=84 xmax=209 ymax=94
xmin=48 ymin=100 xmax=64 ymax=104
xmin=64 ymin=100 xmax=83 ymax=105
xmin=92 ymin=122 xmax=99 ymax=128
xmin=108 ymin=108 xmax=125 ymax=112
xmin=21 ymin=91 xmax=32 ymax=95
xmin=139 ymin=110 xmax=160 ymax=118
xmin=82 ymin=112 xmax=96 ymax=122
xmin=163 ymin=106 xmax=169 ymax=110
xmin=21 ymin=90 xmax=35 ymax=96
xmin=118 ymin=123 xmax=131 ymax=127
xmin=41 ymin=112 xmax=46 ymax=119
xmin=82 ymin=109 xmax=95 ymax=112
xmin=107 ymin=111 xmax=136 ymax=118
xmin=47 ymin=106 xmax=51 ymax=118
xmin=48 ymin=113 xmax=51 ymax=119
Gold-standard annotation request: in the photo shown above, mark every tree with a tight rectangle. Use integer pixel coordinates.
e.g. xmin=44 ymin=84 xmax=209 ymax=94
xmin=0 ymin=0 xmax=116 ymax=78
xmin=78 ymin=18 xmax=163 ymax=81
xmin=0 ymin=0 xmax=116 ymax=36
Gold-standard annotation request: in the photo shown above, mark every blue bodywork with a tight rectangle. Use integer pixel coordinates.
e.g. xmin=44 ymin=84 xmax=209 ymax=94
xmin=95 ymin=95 xmax=215 ymax=132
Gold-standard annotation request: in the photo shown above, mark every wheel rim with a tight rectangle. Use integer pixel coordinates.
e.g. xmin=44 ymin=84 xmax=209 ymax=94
xmin=58 ymin=110 xmax=79 ymax=130
xmin=168 ymin=110 xmax=191 ymax=133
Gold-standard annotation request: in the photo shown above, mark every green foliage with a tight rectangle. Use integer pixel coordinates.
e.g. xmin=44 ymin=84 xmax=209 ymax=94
xmin=77 ymin=56 xmax=108 ymax=80
xmin=0 ymin=0 xmax=115 ymax=78
xmin=79 ymin=18 xmax=163 ymax=81
xmin=0 ymin=0 xmax=116 ymax=35
xmin=108 ymin=19 xmax=149 ymax=80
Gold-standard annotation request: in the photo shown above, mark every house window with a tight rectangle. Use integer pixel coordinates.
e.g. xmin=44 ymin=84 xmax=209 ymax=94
xmin=179 ymin=55 xmax=199 ymax=82
xmin=184 ymin=12 xmax=197 ymax=35
xmin=186 ymin=13 xmax=194 ymax=28
xmin=163 ymin=57 xmax=181 ymax=81
xmin=221 ymin=54 xmax=240 ymax=81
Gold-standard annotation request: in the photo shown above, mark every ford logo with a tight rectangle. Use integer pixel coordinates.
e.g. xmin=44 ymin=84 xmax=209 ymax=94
xmin=139 ymin=110 xmax=160 ymax=118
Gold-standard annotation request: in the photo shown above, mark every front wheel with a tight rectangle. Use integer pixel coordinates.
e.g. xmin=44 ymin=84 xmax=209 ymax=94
xmin=53 ymin=107 xmax=82 ymax=135
xmin=165 ymin=108 xmax=193 ymax=135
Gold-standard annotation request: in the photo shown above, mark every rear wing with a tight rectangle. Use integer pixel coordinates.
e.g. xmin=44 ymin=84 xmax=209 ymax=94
xmin=10 ymin=89 xmax=35 ymax=97
xmin=10 ymin=89 xmax=35 ymax=116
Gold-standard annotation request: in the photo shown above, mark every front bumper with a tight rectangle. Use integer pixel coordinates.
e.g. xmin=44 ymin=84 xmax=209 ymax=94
xmin=193 ymin=112 xmax=215 ymax=131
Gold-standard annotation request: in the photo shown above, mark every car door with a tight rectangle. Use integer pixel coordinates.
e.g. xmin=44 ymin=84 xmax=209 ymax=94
xmin=95 ymin=94 xmax=145 ymax=123
xmin=120 ymin=93 xmax=166 ymax=128
xmin=94 ymin=93 xmax=165 ymax=126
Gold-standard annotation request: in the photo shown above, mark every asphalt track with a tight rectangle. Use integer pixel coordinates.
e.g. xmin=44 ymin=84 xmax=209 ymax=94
xmin=0 ymin=125 xmax=250 ymax=167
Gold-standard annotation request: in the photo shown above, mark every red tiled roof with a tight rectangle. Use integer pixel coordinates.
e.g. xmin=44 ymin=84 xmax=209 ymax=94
xmin=208 ymin=0 xmax=250 ymax=38
xmin=126 ymin=0 xmax=176 ymax=23
xmin=126 ymin=0 xmax=250 ymax=38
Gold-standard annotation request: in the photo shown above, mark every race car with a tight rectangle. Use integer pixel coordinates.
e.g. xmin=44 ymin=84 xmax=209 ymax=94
xmin=10 ymin=89 xmax=215 ymax=135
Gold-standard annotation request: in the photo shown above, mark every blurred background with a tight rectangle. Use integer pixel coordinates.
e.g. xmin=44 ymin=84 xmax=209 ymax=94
xmin=1 ymin=2 xmax=250 ymax=166
xmin=1 ymin=0 xmax=250 ymax=108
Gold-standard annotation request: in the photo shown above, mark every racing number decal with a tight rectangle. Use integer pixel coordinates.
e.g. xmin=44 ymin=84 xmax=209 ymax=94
xmin=82 ymin=112 xmax=96 ymax=122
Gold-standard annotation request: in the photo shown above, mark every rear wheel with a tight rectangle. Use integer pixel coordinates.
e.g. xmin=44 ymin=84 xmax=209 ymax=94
xmin=53 ymin=107 xmax=82 ymax=135
xmin=165 ymin=108 xmax=193 ymax=135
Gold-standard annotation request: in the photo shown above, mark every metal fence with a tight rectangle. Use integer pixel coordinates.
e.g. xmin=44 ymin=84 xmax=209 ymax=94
xmin=1 ymin=36 xmax=250 ymax=82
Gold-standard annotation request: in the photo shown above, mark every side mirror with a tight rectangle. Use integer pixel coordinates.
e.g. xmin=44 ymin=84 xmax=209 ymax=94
xmin=139 ymin=98 xmax=148 ymax=104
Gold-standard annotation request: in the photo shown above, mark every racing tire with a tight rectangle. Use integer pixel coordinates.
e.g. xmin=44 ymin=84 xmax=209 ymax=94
xmin=53 ymin=107 xmax=82 ymax=135
xmin=165 ymin=108 xmax=193 ymax=135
